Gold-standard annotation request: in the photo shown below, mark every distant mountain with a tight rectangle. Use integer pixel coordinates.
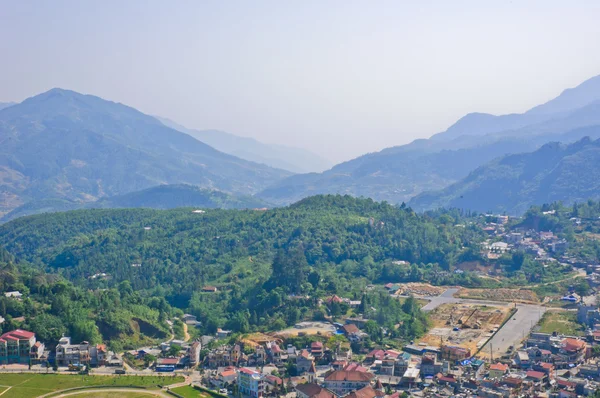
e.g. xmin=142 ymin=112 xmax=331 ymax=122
xmin=0 ymin=184 xmax=270 ymax=222
xmin=259 ymin=74 xmax=600 ymax=206
xmin=0 ymin=88 xmax=290 ymax=217
xmin=0 ymin=102 xmax=16 ymax=111
xmin=431 ymin=74 xmax=600 ymax=142
xmin=157 ymin=117 xmax=332 ymax=173
xmin=409 ymin=138 xmax=600 ymax=215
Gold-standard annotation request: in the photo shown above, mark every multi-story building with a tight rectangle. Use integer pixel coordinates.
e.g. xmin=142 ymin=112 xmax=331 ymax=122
xmin=55 ymin=337 xmax=91 ymax=366
xmin=188 ymin=341 xmax=201 ymax=367
xmin=441 ymin=345 xmax=471 ymax=362
xmin=0 ymin=329 xmax=39 ymax=364
xmin=238 ymin=367 xmax=265 ymax=398
xmin=323 ymin=370 xmax=374 ymax=396
xmin=207 ymin=344 xmax=242 ymax=368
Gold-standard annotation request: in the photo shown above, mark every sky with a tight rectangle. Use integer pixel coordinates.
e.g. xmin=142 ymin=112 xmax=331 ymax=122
xmin=1 ymin=1 xmax=600 ymax=164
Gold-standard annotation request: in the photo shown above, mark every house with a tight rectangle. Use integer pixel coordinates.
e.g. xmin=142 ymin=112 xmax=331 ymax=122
xmin=513 ymin=350 xmax=530 ymax=368
xmin=344 ymin=385 xmax=385 ymax=398
xmin=0 ymin=329 xmax=38 ymax=364
xmin=525 ymin=370 xmax=546 ymax=383
xmin=266 ymin=342 xmax=284 ymax=364
xmin=441 ymin=345 xmax=471 ymax=362
xmin=323 ymin=370 xmax=374 ymax=396
xmin=55 ymin=337 xmax=91 ymax=366
xmin=342 ymin=324 xmax=363 ymax=341
xmin=296 ymin=349 xmax=314 ymax=374
xmin=207 ymin=345 xmax=242 ymax=368
xmin=401 ymin=367 xmax=420 ymax=386
xmin=202 ymin=286 xmax=218 ymax=293
xmin=29 ymin=341 xmax=45 ymax=364
xmin=188 ymin=341 xmax=201 ymax=367
xmin=215 ymin=367 xmax=238 ymax=385
xmin=420 ymin=352 xmax=442 ymax=377
xmin=327 ymin=295 xmax=344 ymax=305
xmin=311 ymin=341 xmax=324 ymax=358
xmin=558 ymin=338 xmax=586 ymax=363
xmin=4 ymin=291 xmax=22 ymax=300
xmin=238 ymin=367 xmax=265 ymax=398
xmin=488 ymin=363 xmax=509 ymax=379
xmin=296 ymin=383 xmax=336 ymax=398
xmin=217 ymin=328 xmax=232 ymax=339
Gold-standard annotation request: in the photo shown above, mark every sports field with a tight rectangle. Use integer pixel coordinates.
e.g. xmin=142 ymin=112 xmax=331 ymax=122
xmin=0 ymin=373 xmax=183 ymax=398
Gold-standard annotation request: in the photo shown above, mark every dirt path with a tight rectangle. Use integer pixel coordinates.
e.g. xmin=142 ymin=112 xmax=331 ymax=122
xmin=183 ymin=322 xmax=190 ymax=342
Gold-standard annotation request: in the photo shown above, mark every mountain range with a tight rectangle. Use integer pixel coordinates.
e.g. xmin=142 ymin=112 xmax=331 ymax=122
xmin=0 ymin=184 xmax=270 ymax=222
xmin=157 ymin=117 xmax=332 ymax=173
xmin=410 ymin=137 xmax=600 ymax=215
xmin=0 ymin=88 xmax=290 ymax=218
xmin=257 ymin=75 xmax=600 ymax=206
xmin=2 ymin=74 xmax=600 ymax=220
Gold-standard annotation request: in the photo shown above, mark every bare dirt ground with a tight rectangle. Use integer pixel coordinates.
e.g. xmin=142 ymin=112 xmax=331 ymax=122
xmin=396 ymin=283 xmax=447 ymax=296
xmin=273 ymin=322 xmax=336 ymax=338
xmin=418 ymin=303 xmax=510 ymax=354
xmin=456 ymin=288 xmax=539 ymax=303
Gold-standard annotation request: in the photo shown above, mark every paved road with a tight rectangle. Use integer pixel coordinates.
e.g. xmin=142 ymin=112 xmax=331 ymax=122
xmin=480 ymin=304 xmax=545 ymax=358
xmin=420 ymin=288 xmax=508 ymax=312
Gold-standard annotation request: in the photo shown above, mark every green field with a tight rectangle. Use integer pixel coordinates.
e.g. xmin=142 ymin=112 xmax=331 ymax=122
xmin=58 ymin=392 xmax=160 ymax=398
xmin=0 ymin=373 xmax=183 ymax=398
xmin=538 ymin=311 xmax=585 ymax=336
xmin=171 ymin=385 xmax=211 ymax=398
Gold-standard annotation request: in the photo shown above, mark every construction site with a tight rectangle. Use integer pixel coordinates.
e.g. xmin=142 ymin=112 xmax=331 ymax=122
xmin=418 ymin=303 xmax=511 ymax=354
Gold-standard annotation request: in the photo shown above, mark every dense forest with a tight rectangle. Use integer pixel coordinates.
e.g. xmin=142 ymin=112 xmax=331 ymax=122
xmin=0 ymin=246 xmax=177 ymax=352
xmin=1 ymin=195 xmax=597 ymax=349
xmin=0 ymin=196 xmax=482 ymax=343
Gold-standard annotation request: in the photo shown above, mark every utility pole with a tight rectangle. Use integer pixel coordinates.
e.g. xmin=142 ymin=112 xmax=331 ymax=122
xmin=490 ymin=343 xmax=493 ymax=362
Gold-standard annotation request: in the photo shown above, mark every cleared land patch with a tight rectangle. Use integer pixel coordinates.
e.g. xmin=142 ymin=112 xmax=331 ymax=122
xmin=537 ymin=311 xmax=585 ymax=336
xmin=418 ymin=303 xmax=511 ymax=353
xmin=456 ymin=288 xmax=539 ymax=303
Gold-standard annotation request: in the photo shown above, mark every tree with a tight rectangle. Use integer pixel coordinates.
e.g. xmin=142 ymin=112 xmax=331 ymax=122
xmin=168 ymin=344 xmax=182 ymax=357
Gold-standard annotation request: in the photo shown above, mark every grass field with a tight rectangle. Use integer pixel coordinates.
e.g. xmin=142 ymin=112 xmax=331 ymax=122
xmin=171 ymin=385 xmax=211 ymax=398
xmin=0 ymin=373 xmax=183 ymax=398
xmin=58 ymin=392 xmax=160 ymax=398
xmin=538 ymin=311 xmax=585 ymax=336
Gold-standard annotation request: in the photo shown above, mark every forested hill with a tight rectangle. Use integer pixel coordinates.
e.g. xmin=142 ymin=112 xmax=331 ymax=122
xmin=0 ymin=196 xmax=482 ymax=312
xmin=0 ymin=184 xmax=271 ymax=223
xmin=410 ymin=137 xmax=600 ymax=214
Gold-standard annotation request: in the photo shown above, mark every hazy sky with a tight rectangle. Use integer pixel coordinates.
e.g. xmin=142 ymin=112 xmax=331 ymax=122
xmin=1 ymin=1 xmax=600 ymax=163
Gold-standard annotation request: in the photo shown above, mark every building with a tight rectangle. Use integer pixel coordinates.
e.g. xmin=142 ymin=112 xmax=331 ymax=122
xmin=420 ymin=352 xmax=442 ymax=377
xmin=296 ymin=383 xmax=336 ymax=398
xmin=238 ymin=367 xmax=265 ymax=398
xmin=202 ymin=286 xmax=218 ymax=293
xmin=4 ymin=291 xmax=23 ymax=299
xmin=323 ymin=370 xmax=374 ymax=396
xmin=188 ymin=341 xmax=201 ymax=367
xmin=311 ymin=341 xmax=324 ymax=358
xmin=296 ymin=349 xmax=315 ymax=374
xmin=344 ymin=385 xmax=385 ymax=398
xmin=441 ymin=345 xmax=471 ymax=362
xmin=488 ymin=363 xmax=509 ymax=379
xmin=558 ymin=338 xmax=586 ymax=363
xmin=55 ymin=337 xmax=91 ymax=366
xmin=0 ymin=329 xmax=38 ymax=364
